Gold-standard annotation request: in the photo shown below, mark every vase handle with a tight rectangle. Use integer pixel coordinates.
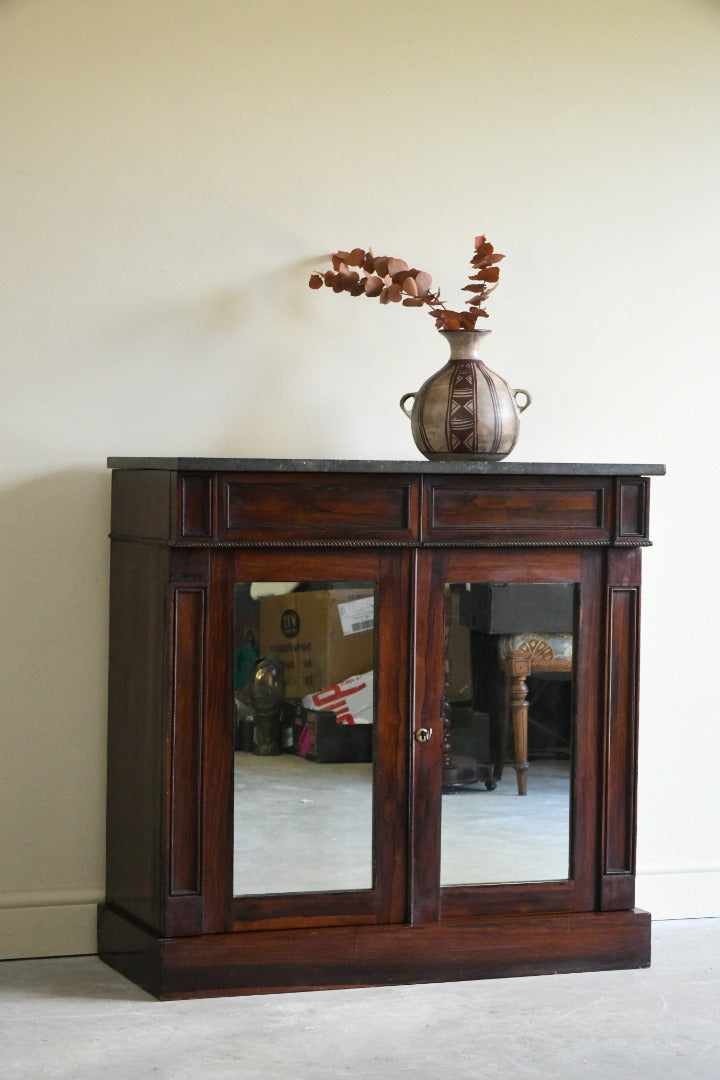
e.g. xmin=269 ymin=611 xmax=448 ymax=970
xmin=513 ymin=388 xmax=532 ymax=413
xmin=399 ymin=392 xmax=416 ymax=419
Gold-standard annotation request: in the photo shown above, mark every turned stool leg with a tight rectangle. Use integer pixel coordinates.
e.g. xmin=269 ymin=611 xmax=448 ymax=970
xmin=508 ymin=656 xmax=531 ymax=796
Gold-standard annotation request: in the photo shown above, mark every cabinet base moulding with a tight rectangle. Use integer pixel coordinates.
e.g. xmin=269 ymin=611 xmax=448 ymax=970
xmin=97 ymin=905 xmax=651 ymax=1000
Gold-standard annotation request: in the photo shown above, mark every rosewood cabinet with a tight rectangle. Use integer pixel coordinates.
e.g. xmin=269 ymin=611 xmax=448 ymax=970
xmin=99 ymin=458 xmax=664 ymax=999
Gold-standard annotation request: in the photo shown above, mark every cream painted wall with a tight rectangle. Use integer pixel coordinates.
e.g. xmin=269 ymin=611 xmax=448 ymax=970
xmin=1 ymin=0 xmax=718 ymax=958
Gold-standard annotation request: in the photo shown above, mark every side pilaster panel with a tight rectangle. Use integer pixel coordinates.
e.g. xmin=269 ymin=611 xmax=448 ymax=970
xmin=164 ymin=550 xmax=210 ymax=935
xmin=601 ymin=548 xmax=642 ymax=910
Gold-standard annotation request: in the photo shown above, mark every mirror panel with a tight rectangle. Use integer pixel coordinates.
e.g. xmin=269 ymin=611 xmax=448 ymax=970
xmin=440 ymin=582 xmax=575 ymax=886
xmin=232 ymin=581 xmax=376 ymax=896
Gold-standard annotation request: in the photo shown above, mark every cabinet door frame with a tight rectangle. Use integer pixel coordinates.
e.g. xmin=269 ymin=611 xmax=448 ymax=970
xmin=410 ymin=546 xmax=603 ymax=924
xmin=197 ymin=547 xmax=412 ymax=934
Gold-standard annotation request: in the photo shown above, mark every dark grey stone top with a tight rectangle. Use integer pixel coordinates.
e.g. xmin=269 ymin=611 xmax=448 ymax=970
xmin=107 ymin=457 xmax=666 ymax=476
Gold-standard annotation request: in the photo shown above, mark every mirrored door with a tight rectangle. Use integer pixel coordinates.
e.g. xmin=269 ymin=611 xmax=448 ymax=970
xmin=411 ymin=548 xmax=601 ymax=923
xmin=228 ymin=549 xmax=410 ymax=929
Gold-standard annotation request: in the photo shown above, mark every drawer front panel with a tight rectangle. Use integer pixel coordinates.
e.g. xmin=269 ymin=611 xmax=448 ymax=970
xmin=218 ymin=474 xmax=420 ymax=542
xmin=424 ymin=477 xmax=611 ymax=543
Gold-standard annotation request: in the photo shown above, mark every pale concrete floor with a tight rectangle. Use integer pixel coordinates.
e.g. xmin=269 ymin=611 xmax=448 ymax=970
xmin=1 ymin=919 xmax=718 ymax=1080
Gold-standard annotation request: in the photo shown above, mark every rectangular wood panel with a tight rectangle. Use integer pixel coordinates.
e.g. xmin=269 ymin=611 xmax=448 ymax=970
xmin=602 ymin=585 xmax=639 ymax=908
xmin=423 ymin=477 xmax=610 ymax=543
xmin=179 ymin=475 xmax=214 ymax=539
xmin=219 ymin=474 xmax=419 ymax=542
xmin=170 ymin=588 xmax=205 ymax=896
xmin=616 ymin=479 xmax=650 ymax=543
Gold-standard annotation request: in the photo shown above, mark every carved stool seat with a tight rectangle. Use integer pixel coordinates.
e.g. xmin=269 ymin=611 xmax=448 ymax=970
xmin=498 ymin=633 xmax=573 ymax=795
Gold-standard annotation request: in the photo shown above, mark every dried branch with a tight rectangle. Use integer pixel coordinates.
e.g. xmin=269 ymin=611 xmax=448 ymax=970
xmin=308 ymin=235 xmax=504 ymax=331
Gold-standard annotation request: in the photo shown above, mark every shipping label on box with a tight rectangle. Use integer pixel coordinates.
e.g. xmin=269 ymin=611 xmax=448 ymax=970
xmin=259 ymin=588 xmax=374 ymax=699
xmin=337 ymin=595 xmax=374 ymax=636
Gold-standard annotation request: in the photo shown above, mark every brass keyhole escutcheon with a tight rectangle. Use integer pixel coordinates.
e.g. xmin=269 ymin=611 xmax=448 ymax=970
xmin=414 ymin=727 xmax=433 ymax=744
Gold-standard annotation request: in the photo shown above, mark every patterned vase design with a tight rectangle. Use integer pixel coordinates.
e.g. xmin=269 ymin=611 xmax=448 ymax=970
xmin=400 ymin=330 xmax=531 ymax=461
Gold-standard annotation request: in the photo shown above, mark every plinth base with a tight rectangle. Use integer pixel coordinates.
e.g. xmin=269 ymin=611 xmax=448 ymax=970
xmin=98 ymin=905 xmax=651 ymax=1000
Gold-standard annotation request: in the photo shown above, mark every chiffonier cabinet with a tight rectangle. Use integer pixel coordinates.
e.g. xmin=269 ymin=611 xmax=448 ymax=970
xmin=98 ymin=458 xmax=664 ymax=999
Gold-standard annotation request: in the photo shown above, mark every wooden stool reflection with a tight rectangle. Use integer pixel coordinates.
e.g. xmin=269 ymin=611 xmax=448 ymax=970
xmin=498 ymin=633 xmax=573 ymax=795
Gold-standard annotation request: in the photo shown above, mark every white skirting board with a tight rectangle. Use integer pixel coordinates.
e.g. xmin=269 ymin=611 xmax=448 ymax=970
xmin=635 ymin=870 xmax=720 ymax=921
xmin=0 ymin=892 xmax=99 ymax=960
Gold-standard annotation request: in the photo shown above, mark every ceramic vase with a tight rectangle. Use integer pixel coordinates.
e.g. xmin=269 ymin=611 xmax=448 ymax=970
xmin=399 ymin=330 xmax=531 ymax=461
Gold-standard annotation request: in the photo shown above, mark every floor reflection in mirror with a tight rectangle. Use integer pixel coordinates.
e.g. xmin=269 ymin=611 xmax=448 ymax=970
xmin=233 ymin=754 xmax=570 ymax=895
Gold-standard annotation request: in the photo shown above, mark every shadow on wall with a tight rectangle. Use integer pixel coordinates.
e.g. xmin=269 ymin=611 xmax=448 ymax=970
xmin=0 ymin=467 xmax=111 ymax=895
xmin=98 ymin=255 xmax=381 ymax=460
xmin=0 ymin=466 xmax=112 ymax=675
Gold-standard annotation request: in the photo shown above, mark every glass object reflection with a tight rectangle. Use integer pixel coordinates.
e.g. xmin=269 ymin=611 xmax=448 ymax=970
xmin=440 ymin=583 xmax=575 ymax=886
xmin=233 ymin=581 xmax=376 ymax=896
